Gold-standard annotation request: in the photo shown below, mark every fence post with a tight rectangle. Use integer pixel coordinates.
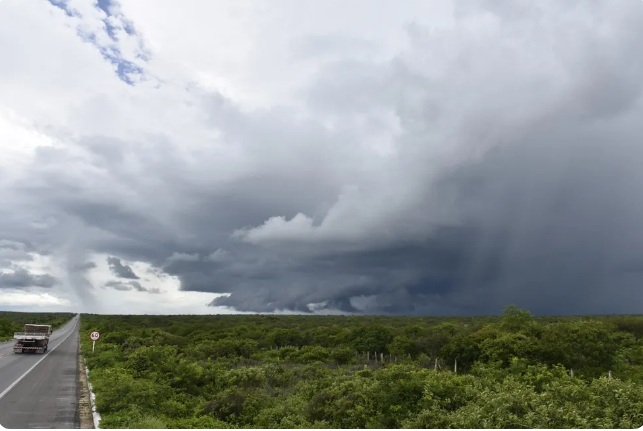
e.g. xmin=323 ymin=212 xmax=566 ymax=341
xmin=454 ymin=358 xmax=457 ymax=374
xmin=570 ymin=368 xmax=574 ymax=378
xmin=608 ymin=370 xmax=612 ymax=379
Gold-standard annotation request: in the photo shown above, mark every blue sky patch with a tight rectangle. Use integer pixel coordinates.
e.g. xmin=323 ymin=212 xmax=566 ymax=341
xmin=96 ymin=0 xmax=112 ymax=15
xmin=49 ymin=0 xmax=148 ymax=86
xmin=47 ymin=0 xmax=79 ymax=17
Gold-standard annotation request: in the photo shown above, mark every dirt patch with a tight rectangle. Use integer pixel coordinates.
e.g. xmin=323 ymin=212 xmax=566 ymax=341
xmin=77 ymin=339 xmax=94 ymax=429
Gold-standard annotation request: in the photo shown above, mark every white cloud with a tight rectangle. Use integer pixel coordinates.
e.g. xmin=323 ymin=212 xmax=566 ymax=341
xmin=0 ymin=291 xmax=71 ymax=308
xmin=117 ymin=0 xmax=455 ymax=108
xmin=235 ymin=213 xmax=317 ymax=244
xmin=0 ymin=109 xmax=57 ymax=181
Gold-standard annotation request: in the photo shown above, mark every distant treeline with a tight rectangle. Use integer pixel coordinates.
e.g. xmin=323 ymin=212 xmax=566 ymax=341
xmin=80 ymin=307 xmax=643 ymax=428
xmin=0 ymin=311 xmax=75 ymax=341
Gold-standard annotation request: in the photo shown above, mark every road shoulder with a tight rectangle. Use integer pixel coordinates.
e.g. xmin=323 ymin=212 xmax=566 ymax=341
xmin=78 ymin=343 xmax=94 ymax=428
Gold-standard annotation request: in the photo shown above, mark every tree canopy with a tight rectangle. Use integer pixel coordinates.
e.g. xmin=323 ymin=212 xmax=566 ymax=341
xmin=79 ymin=310 xmax=643 ymax=428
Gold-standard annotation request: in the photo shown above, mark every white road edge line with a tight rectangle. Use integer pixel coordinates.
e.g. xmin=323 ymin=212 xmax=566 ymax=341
xmin=85 ymin=365 xmax=102 ymax=428
xmin=0 ymin=317 xmax=79 ymax=401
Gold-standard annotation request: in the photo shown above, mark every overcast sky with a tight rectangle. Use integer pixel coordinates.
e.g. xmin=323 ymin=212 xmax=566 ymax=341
xmin=1 ymin=0 xmax=643 ymax=315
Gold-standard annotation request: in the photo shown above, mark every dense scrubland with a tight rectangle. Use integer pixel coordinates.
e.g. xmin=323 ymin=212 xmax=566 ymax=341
xmin=0 ymin=311 xmax=74 ymax=342
xmin=79 ymin=307 xmax=643 ymax=429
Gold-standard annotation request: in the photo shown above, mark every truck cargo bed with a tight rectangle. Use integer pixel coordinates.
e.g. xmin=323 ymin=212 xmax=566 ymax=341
xmin=14 ymin=332 xmax=50 ymax=340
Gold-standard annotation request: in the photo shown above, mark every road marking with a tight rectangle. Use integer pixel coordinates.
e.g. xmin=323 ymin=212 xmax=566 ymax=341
xmin=0 ymin=318 xmax=78 ymax=401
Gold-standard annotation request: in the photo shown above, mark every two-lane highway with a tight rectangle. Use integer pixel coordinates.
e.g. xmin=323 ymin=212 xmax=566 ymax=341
xmin=0 ymin=315 xmax=81 ymax=428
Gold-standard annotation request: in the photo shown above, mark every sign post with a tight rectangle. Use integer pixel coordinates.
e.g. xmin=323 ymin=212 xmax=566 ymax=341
xmin=89 ymin=331 xmax=100 ymax=352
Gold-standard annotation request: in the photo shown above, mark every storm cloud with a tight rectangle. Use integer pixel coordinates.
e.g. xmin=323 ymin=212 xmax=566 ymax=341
xmin=107 ymin=257 xmax=139 ymax=280
xmin=0 ymin=240 xmax=35 ymax=264
xmin=70 ymin=262 xmax=98 ymax=272
xmin=1 ymin=0 xmax=643 ymax=314
xmin=0 ymin=268 xmax=58 ymax=289
xmin=105 ymin=280 xmax=160 ymax=294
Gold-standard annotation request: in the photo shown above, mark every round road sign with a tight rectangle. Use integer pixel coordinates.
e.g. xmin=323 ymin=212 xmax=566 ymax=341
xmin=89 ymin=331 xmax=100 ymax=341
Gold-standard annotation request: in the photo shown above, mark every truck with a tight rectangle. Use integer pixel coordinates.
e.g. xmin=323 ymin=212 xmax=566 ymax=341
xmin=13 ymin=324 xmax=52 ymax=354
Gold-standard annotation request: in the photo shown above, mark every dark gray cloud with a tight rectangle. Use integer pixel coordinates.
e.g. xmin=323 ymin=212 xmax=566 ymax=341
xmin=70 ymin=261 xmax=97 ymax=272
xmin=0 ymin=268 xmax=58 ymax=289
xmin=0 ymin=240 xmax=34 ymax=262
xmin=105 ymin=280 xmax=160 ymax=294
xmin=107 ymin=256 xmax=139 ymax=279
xmin=3 ymin=0 xmax=643 ymax=315
xmin=105 ymin=280 xmax=134 ymax=291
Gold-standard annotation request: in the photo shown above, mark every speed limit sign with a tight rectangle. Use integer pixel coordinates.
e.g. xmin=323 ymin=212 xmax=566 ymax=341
xmin=89 ymin=331 xmax=100 ymax=352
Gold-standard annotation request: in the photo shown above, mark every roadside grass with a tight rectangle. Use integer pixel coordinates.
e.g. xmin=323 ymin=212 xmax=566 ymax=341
xmin=0 ymin=311 xmax=75 ymax=342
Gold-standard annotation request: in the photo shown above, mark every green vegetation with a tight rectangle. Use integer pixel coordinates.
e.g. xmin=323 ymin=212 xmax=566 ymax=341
xmin=0 ymin=311 xmax=75 ymax=342
xmin=80 ymin=307 xmax=643 ymax=429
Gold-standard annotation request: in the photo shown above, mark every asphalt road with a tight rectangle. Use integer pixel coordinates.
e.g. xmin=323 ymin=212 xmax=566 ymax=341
xmin=0 ymin=315 xmax=80 ymax=429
